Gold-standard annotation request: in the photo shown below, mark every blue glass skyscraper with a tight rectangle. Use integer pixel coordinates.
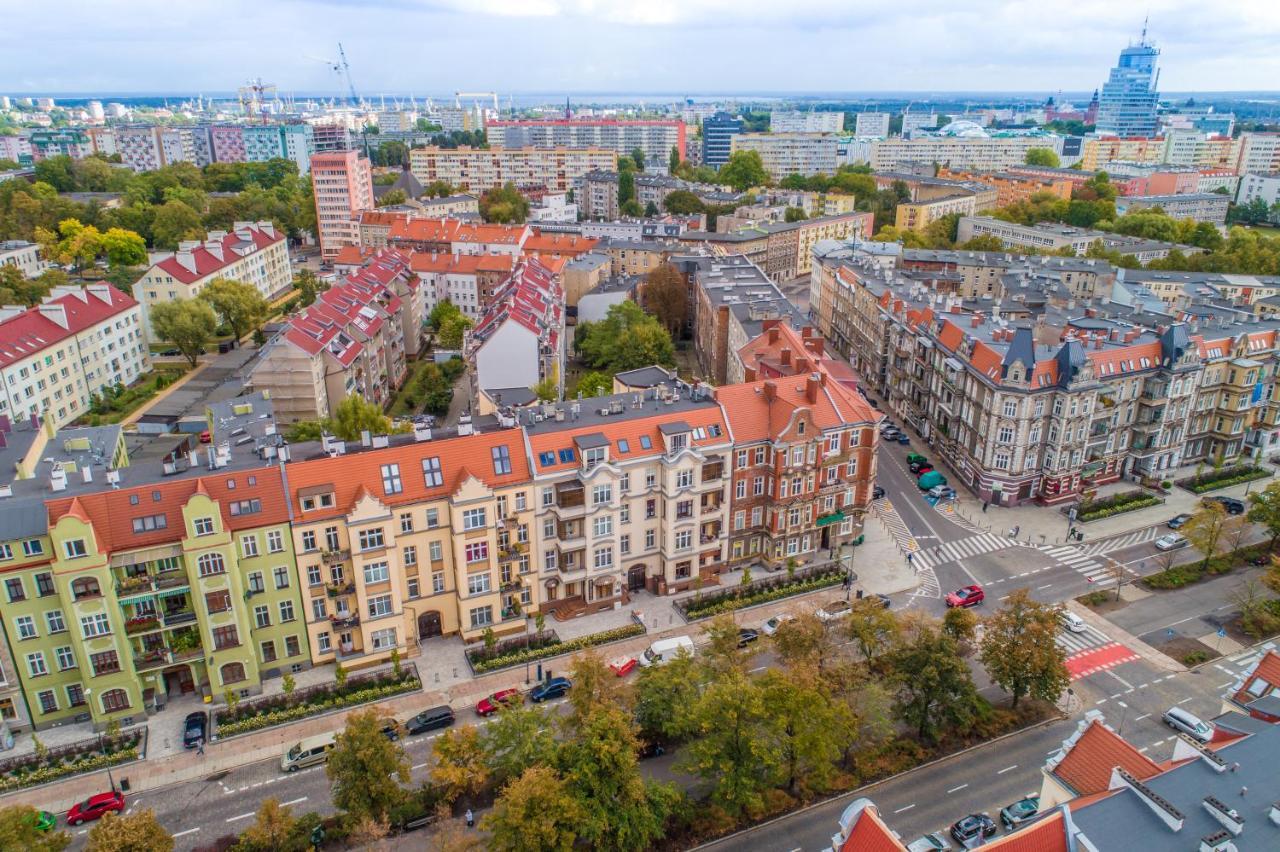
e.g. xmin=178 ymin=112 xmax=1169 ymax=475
xmin=1096 ymin=28 xmax=1160 ymax=138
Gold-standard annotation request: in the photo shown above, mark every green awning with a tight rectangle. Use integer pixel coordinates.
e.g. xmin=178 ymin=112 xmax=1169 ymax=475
xmin=816 ymin=511 xmax=845 ymax=528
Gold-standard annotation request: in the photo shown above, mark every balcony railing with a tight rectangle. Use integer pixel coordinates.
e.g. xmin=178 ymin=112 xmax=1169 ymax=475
xmin=325 ymin=580 xmax=355 ymax=597
xmin=124 ymin=616 xmax=161 ymax=636
xmin=162 ymin=609 xmax=197 ymax=627
xmin=321 ymin=548 xmax=351 ymax=565
xmin=330 ymin=613 xmax=360 ymax=629
xmin=132 ymin=649 xmax=170 ymax=672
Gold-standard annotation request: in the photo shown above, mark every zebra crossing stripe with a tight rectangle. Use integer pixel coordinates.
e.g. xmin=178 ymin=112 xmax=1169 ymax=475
xmin=913 ymin=532 xmax=1022 ymax=569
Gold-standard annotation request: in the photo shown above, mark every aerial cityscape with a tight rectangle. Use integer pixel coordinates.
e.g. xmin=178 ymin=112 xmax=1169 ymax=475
xmin=3 ymin=4 xmax=1280 ymax=851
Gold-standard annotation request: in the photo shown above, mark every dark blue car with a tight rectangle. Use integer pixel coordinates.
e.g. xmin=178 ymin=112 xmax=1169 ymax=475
xmin=530 ymin=677 xmax=572 ymax=703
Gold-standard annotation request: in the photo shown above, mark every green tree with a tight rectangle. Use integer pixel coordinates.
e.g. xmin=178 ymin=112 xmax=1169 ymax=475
xmin=633 ymin=650 xmax=703 ymax=742
xmin=668 ymin=146 xmax=681 ymax=175
xmin=630 ymin=147 xmax=645 ymax=172
xmin=784 ymin=206 xmax=807 ymax=223
xmin=574 ymin=370 xmax=613 ymax=399
xmin=0 ymin=805 xmax=70 ymax=852
xmin=481 ymin=702 xmax=557 ymax=785
xmin=680 ymin=669 xmax=776 ymax=816
xmin=1247 ymin=481 xmax=1280 ymax=550
xmin=377 ymin=188 xmax=408 ymax=207
xmin=99 ymin=227 xmax=148 ymax=268
xmin=717 ymin=150 xmax=770 ymax=191
xmin=292 ymin=268 xmax=325 ymax=307
xmin=702 ymin=613 xmax=751 ymax=674
xmin=846 ymin=596 xmax=900 ymax=663
xmin=1183 ymin=502 xmax=1230 ymax=571
xmin=327 ymin=709 xmax=409 ymax=822
xmin=479 ymin=183 xmax=530 ymax=224
xmin=576 ymin=301 xmax=675 ymax=372
xmin=760 ymin=669 xmax=852 ymax=795
xmin=198 ymin=277 xmax=269 ymax=342
xmin=885 ymin=617 xmax=981 ymax=742
xmin=644 ymin=200 xmax=659 ymax=217
xmin=979 ymin=589 xmax=1069 ymax=708
xmin=150 ymin=298 xmax=217 ymax=367
xmin=484 ymin=765 xmax=582 ymax=852
xmin=433 ymin=725 xmax=491 ymax=805
xmin=85 ymin=810 xmax=172 ymax=852
xmin=532 ymin=364 xmax=559 ymax=402
xmin=942 ymin=605 xmax=978 ymax=646
xmin=438 ymin=313 xmax=473 ymax=349
xmin=328 ymin=394 xmax=394 ymax=441
xmin=150 ymin=199 xmax=204 ymax=249
xmin=1024 ymin=148 xmax=1061 ymax=167
xmin=423 ymin=180 xmax=455 ymax=198
xmin=662 ymin=189 xmax=705 ymax=215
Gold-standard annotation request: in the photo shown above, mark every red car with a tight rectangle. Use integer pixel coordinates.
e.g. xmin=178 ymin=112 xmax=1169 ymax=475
xmin=476 ymin=688 xmax=522 ymax=717
xmin=945 ymin=585 xmax=985 ymax=608
xmin=67 ymin=791 xmax=125 ymax=825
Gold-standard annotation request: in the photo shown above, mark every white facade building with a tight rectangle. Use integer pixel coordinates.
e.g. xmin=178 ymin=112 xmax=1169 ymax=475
xmin=853 ymin=112 xmax=891 ymax=138
xmin=0 ymin=241 xmax=46 ymax=279
xmin=1238 ymin=173 xmax=1280 ymax=208
xmin=770 ymin=111 xmax=844 ymax=133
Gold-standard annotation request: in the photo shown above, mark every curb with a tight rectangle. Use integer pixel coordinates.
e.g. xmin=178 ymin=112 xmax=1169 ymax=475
xmin=692 ymin=712 xmax=1067 ymax=850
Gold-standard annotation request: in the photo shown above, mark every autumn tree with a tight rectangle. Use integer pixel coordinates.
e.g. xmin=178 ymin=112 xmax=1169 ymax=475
xmin=0 ymin=805 xmax=70 ymax=852
xmin=480 ymin=701 xmax=557 ymax=785
xmin=760 ymin=669 xmax=853 ymax=795
xmin=1248 ymin=481 xmax=1280 ymax=550
xmin=701 ymin=613 xmax=752 ymax=674
xmin=150 ymin=298 xmax=217 ymax=367
xmin=327 ymin=708 xmax=410 ymax=822
xmin=234 ymin=798 xmax=302 ymax=852
xmin=979 ymin=589 xmax=1069 ymax=709
xmin=479 ymin=183 xmax=530 ymax=224
xmin=771 ymin=611 xmax=840 ymax=674
xmin=642 ymin=264 xmax=688 ymax=339
xmin=85 ymin=810 xmax=173 ymax=852
xmin=100 ymin=227 xmax=148 ymax=268
xmin=1183 ymin=502 xmax=1230 ymax=571
xmin=679 ymin=669 xmax=776 ymax=816
xmin=433 ymin=725 xmax=490 ymax=805
xmin=942 ymin=605 xmax=978 ymax=647
xmin=198 ymin=277 xmax=268 ymax=342
xmin=484 ymin=766 xmax=582 ymax=852
xmin=846 ymin=596 xmax=900 ymax=664
xmin=564 ymin=653 xmax=629 ymax=729
xmin=886 ymin=617 xmax=981 ymax=742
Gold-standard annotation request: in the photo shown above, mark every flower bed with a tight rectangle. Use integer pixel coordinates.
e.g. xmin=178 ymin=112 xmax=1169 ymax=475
xmin=677 ymin=566 xmax=846 ymax=620
xmin=1177 ymin=465 xmax=1270 ymax=494
xmin=466 ymin=623 xmax=646 ymax=674
xmin=213 ymin=665 xmax=420 ymax=737
xmin=0 ymin=729 xmax=144 ymax=793
xmin=1075 ymin=490 xmax=1162 ymax=522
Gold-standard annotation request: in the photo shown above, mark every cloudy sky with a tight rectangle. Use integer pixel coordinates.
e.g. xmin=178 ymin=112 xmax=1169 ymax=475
xmin=4 ymin=0 xmax=1280 ymax=96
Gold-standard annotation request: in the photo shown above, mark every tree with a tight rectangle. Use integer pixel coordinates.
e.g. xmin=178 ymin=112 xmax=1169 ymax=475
xmin=668 ymin=146 xmax=681 ymax=175
xmin=377 ymin=188 xmax=408 ymax=207
xmin=644 ymin=201 xmax=659 ymax=217
xmin=532 ymin=363 xmax=559 ymax=402
xmin=85 ymin=810 xmax=172 ymax=852
xmin=576 ymin=301 xmax=675 ymax=372
xmin=484 ymin=765 xmax=582 ymax=852
xmin=198 ymin=277 xmax=269 ymax=342
xmin=641 ymin=264 xmax=688 ymax=338
xmin=150 ymin=298 xmax=217 ymax=367
xmin=1247 ymin=481 xmax=1280 ymax=550
xmin=328 ymin=394 xmax=394 ymax=441
xmin=481 ymin=702 xmax=557 ymax=785
xmin=885 ymin=617 xmax=981 ymax=742
xmin=564 ymin=653 xmax=629 ymax=729
xmin=662 ymin=190 xmax=705 ymax=216
xmin=574 ymin=370 xmax=612 ymax=399
xmin=771 ymin=611 xmax=840 ymax=674
xmin=942 ymin=605 xmax=978 ymax=646
xmin=479 ymin=183 xmax=530 ymax=224
xmin=98 ymin=227 xmax=148 ymax=268
xmin=630 ymin=147 xmax=645 ymax=172
xmin=327 ymin=708 xmax=409 ymax=822
xmin=702 ymin=613 xmax=750 ymax=674
xmin=634 ymin=650 xmax=703 ymax=742
xmin=718 ymin=150 xmax=769 ymax=191
xmin=0 ymin=805 xmax=70 ymax=852
xmin=293 ymin=268 xmax=325 ymax=307
xmin=680 ymin=669 xmax=776 ymax=816
xmin=1230 ymin=578 xmax=1280 ymax=639
xmin=1024 ymin=148 xmax=1061 ymax=167
xmin=760 ymin=669 xmax=852 ymax=795
xmin=979 ymin=589 xmax=1069 ymax=709
xmin=423 ymin=180 xmax=455 ymax=198
xmin=438 ymin=313 xmax=473 ymax=349
xmin=846 ymin=596 xmax=900 ymax=663
xmin=235 ymin=798 xmax=300 ymax=852
xmin=150 ymin=199 xmax=204 ymax=249
xmin=784 ymin=206 xmax=807 ymax=223
xmin=433 ymin=725 xmax=490 ymax=805
xmin=1183 ymin=503 xmax=1230 ymax=571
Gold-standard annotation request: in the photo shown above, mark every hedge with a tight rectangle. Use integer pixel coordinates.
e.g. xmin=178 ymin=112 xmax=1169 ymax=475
xmin=1077 ymin=491 xmax=1162 ymax=522
xmin=680 ymin=569 xmax=845 ymax=620
xmin=1178 ymin=465 xmax=1270 ymax=494
xmin=468 ymin=623 xmax=646 ymax=674
xmin=214 ymin=677 xmax=421 ymax=737
xmin=0 ymin=745 xmax=140 ymax=793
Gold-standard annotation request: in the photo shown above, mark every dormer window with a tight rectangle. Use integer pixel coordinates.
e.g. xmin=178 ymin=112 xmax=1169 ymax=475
xmin=583 ymin=447 xmax=606 ymax=468
xmin=797 ymin=421 xmax=806 ymax=436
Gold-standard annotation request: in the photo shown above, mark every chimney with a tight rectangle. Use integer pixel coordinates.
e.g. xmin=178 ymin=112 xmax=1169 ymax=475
xmin=762 ymin=381 xmax=777 ymax=403
xmin=1110 ymin=328 xmax=1120 ymax=341
xmin=1201 ymin=796 xmax=1244 ymax=837
xmin=971 ymin=313 xmax=982 ymax=327
xmin=1198 ymin=831 xmax=1233 ymax=852
xmin=768 ymin=326 xmax=780 ymax=344
xmin=744 ymin=366 xmax=757 ymax=382
xmin=805 ymin=373 xmax=820 ymax=404
xmin=780 ymin=347 xmax=791 ymax=366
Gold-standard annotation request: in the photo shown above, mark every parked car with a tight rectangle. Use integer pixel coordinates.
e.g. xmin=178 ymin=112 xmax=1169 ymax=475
xmin=914 ymin=464 xmax=936 ymax=477
xmin=945 ymin=585 xmax=985 ymax=608
xmin=1163 ymin=706 xmax=1213 ymax=742
xmin=530 ymin=677 xmax=573 ymax=703
xmin=881 ymin=428 xmax=901 ymax=440
xmin=737 ymin=628 xmax=760 ymax=648
xmin=198 ymin=430 xmax=212 ymax=444
xmin=1166 ymin=513 xmax=1193 ymax=529
xmin=609 ymin=656 xmax=638 ymax=677
xmin=816 ymin=600 xmax=854 ymax=622
xmin=160 ymin=348 xmax=181 ymax=357
xmin=762 ymin=614 xmax=795 ymax=635
xmin=182 ymin=711 xmax=208 ymax=749
xmin=906 ymin=452 xmax=927 ymax=465
xmin=872 ymin=485 xmax=886 ymax=500
xmin=405 ymin=705 xmax=455 ymax=735
xmin=873 ymin=593 xmax=892 ymax=609
xmin=909 ymin=459 xmax=931 ymax=474
xmin=1206 ymin=496 xmax=1246 ymax=515
xmin=928 ymin=485 xmax=957 ymax=500
xmin=896 ymin=434 xmax=911 ymax=445
xmin=1154 ymin=533 xmax=1188 ymax=551
xmin=949 ymin=813 xmax=997 ymax=845
xmin=28 ymin=810 xmax=57 ymax=832
xmin=1000 ymin=796 xmax=1041 ymax=829
xmin=476 ymin=688 xmax=523 ymax=716
xmin=1058 ymin=610 xmax=1087 ymax=633
xmin=67 ymin=792 xmax=125 ymax=826
xmin=906 ymin=832 xmax=952 ymax=852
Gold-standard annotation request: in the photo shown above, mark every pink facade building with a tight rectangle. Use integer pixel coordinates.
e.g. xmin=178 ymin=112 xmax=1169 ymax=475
xmin=311 ymin=151 xmax=375 ymax=259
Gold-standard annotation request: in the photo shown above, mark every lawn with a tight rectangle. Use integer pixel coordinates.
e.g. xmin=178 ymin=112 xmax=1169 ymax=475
xmin=76 ymin=363 xmax=191 ymax=425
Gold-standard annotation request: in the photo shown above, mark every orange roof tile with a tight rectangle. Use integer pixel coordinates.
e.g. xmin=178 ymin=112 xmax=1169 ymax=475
xmin=838 ymin=805 xmax=906 ymax=852
xmin=522 ymin=232 xmax=600 ymax=256
xmin=526 ymin=407 xmax=729 ymax=475
xmin=1231 ymin=649 xmax=1280 ymax=707
xmin=981 ymin=810 xmax=1069 ymax=852
xmin=1051 ymin=720 xmax=1162 ymax=796
xmin=716 ymin=375 xmax=875 ymax=445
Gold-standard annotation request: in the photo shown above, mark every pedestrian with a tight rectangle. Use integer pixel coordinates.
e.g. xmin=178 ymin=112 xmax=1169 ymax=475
xmin=1013 ymin=525 xmax=1020 ymax=537
xmin=1240 ymin=786 xmax=1248 ymax=798
xmin=465 ymin=808 xmax=475 ymax=828
xmin=196 ymin=736 xmax=204 ymax=756
xmin=906 ymin=552 xmax=914 ymax=564
xmin=982 ymin=501 xmax=989 ymax=513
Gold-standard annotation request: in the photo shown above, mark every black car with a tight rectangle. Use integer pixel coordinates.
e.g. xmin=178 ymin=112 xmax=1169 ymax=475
xmin=950 ymin=813 xmax=997 ymax=844
xmin=999 ymin=795 xmax=1040 ymax=829
xmin=1166 ymin=513 xmax=1192 ymax=529
xmin=405 ymin=705 xmax=456 ymax=735
xmin=872 ymin=485 xmax=886 ymax=500
xmin=874 ymin=593 xmax=891 ymax=609
xmin=737 ymin=628 xmax=760 ymax=648
xmin=1208 ymin=496 xmax=1246 ymax=515
xmin=160 ymin=348 xmax=181 ymax=357
xmin=182 ymin=711 xmax=207 ymax=749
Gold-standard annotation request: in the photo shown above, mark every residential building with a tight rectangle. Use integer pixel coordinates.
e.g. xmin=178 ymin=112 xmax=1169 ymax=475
xmin=853 ymin=112 xmax=890 ymax=138
xmin=0 ymin=134 xmax=33 ymax=164
xmin=577 ymin=170 xmax=622 ymax=220
xmin=28 ymin=130 xmax=94 ymax=162
xmin=311 ymin=151 xmax=375 ymax=259
xmin=527 ymin=192 xmax=577 ymax=224
xmin=385 ymin=217 xmax=531 ymax=257
xmin=409 ymin=251 xmax=515 ymax=319
xmin=484 ymin=120 xmax=685 ymax=174
xmin=576 ymin=275 xmax=636 ymax=323
xmin=1238 ymin=172 xmax=1280 ymax=208
xmin=1114 ymin=192 xmax=1229 ymax=224
xmin=1080 ymin=136 xmax=1166 ymax=170
xmin=729 ymin=133 xmax=840 ymax=180
xmin=770 ymin=111 xmax=844 ymax=134
xmin=937 ymin=167 xmax=1074 ymax=207
xmin=601 ymin=239 xmax=675 ymax=278
xmin=900 ymin=112 xmax=939 ymax=135
xmin=702 ymin=112 xmax=743 ymax=170
xmin=956 ymin=216 xmax=1199 ymax=262
xmin=419 ymin=193 xmax=480 ymax=218
xmin=136 ymin=222 xmax=292 ymax=337
xmin=0 ymin=285 xmax=148 ymax=430
xmin=467 ymin=260 xmax=565 ymax=402
xmin=563 ymin=252 xmax=611 ymax=308
xmin=525 ymin=383 xmax=731 ymax=607
xmin=0 ymin=240 xmax=46 ymax=279
xmin=869 ymin=132 xmax=1064 ymax=172
xmin=311 ymin=123 xmax=351 ymax=153
xmin=0 ymin=623 xmax=32 ymax=733
xmin=1096 ymin=34 xmax=1161 ymax=138
xmin=409 ymin=147 xmax=617 ymax=194
xmin=1234 ymin=132 xmax=1280 ymax=175
xmin=895 ymin=193 xmax=978 ymax=232
xmin=893 ymin=248 xmax=1116 ymax=301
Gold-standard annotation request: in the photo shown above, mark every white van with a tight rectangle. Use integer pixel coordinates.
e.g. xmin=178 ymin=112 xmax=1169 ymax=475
xmin=639 ymin=636 xmax=695 ymax=667
xmin=281 ymin=732 xmax=336 ymax=772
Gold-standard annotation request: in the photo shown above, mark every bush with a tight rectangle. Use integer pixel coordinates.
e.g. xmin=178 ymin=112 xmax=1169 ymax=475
xmin=213 ymin=670 xmax=420 ymax=736
xmin=679 ymin=568 xmax=844 ymax=620
xmin=1182 ymin=650 xmax=1210 ymax=665
xmin=0 ymin=739 xmax=141 ymax=793
xmin=1075 ymin=490 xmax=1161 ymax=522
xmin=1178 ymin=465 xmax=1270 ymax=494
xmin=1144 ymin=564 xmax=1204 ymax=589
xmin=467 ymin=622 xmax=646 ymax=673
xmin=1079 ymin=590 xmax=1111 ymax=607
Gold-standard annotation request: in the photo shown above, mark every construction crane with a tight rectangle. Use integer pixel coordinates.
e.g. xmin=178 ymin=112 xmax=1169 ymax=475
xmin=455 ymin=91 xmax=499 ymax=110
xmin=237 ymin=78 xmax=277 ymax=123
xmin=336 ymin=43 xmax=361 ymax=108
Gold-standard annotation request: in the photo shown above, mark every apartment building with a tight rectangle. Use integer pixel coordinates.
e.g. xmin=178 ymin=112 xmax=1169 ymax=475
xmin=872 ymin=172 xmax=996 ymax=210
xmin=484 ymin=120 xmax=685 ymax=175
xmin=0 ymin=285 xmax=148 ymax=430
xmin=770 ymin=111 xmax=844 ymax=134
xmin=419 ymin=193 xmax=480 ymax=218
xmin=1238 ymin=172 xmax=1280 ymax=208
xmin=1079 ymin=136 xmax=1166 ymax=170
xmin=853 ymin=112 xmax=891 ymax=138
xmin=136 ymin=221 xmax=292 ymax=336
xmin=678 ymin=211 xmax=873 ymax=283
xmin=0 ymin=240 xmax=45 ymax=279
xmin=467 ymin=260 xmax=565 ymax=402
xmin=311 ymin=151 xmax=375 ymax=259
xmin=956 ymin=216 xmax=1199 ymax=262
xmin=410 ymin=251 xmax=515 ymax=318
xmin=937 ymin=167 xmax=1074 ymax=207
xmin=408 ymin=146 xmax=618 ymax=193
xmin=869 ymin=134 xmax=1064 ymax=172
xmin=895 ymin=193 xmax=978 ymax=232
xmin=524 ymin=385 xmax=732 ymax=606
xmin=383 ymin=216 xmax=531 ymax=257
xmin=27 ymin=130 xmax=94 ymax=161
xmin=729 ymin=133 xmax=840 ymax=180
xmin=1234 ymin=132 xmax=1280 ymax=175
xmin=1114 ymin=192 xmax=1229 ymax=224
xmin=896 ymin=249 xmax=1116 ymax=301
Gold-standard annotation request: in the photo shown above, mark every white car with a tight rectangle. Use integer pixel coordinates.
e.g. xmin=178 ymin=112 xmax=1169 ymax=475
xmin=816 ymin=600 xmax=853 ymax=623
xmin=1154 ymin=533 xmax=1188 ymax=551
xmin=761 ymin=614 xmax=795 ymax=636
xmin=1058 ymin=610 xmax=1087 ymax=633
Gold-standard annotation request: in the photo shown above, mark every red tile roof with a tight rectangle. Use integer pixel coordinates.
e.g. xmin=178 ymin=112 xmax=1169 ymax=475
xmin=982 ymin=810 xmax=1070 ymax=852
xmin=0 ymin=285 xmax=139 ymax=369
xmin=715 ymin=374 xmax=875 ymax=445
xmin=837 ymin=804 xmax=905 ymax=852
xmin=522 ymin=232 xmax=599 ymax=257
xmin=150 ymin=223 xmax=283 ymax=285
xmin=410 ymin=252 xmax=515 ymax=276
xmin=526 ymin=407 xmax=729 ymax=475
xmin=1051 ymin=719 xmax=1162 ymax=796
xmin=1230 ymin=649 xmax=1280 ymax=707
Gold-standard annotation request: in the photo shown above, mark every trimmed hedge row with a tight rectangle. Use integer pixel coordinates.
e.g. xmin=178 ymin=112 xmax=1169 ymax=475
xmin=468 ymin=623 xmax=645 ymax=674
xmin=680 ymin=569 xmax=845 ymax=620
xmin=1077 ymin=491 xmax=1162 ymax=522
xmin=214 ymin=676 xmax=421 ymax=737
xmin=0 ymin=735 xmax=142 ymax=794
xmin=1178 ymin=465 xmax=1270 ymax=494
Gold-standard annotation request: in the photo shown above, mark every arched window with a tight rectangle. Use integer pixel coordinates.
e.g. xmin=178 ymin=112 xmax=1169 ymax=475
xmin=220 ymin=662 xmax=246 ymax=685
xmin=197 ymin=553 xmax=226 ymax=577
xmin=70 ymin=577 xmax=101 ymax=600
xmin=100 ymin=688 xmax=130 ymax=713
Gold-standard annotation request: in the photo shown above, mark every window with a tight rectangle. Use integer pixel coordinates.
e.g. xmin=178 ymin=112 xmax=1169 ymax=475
xmin=241 ymin=535 xmax=259 ymax=557
xmin=193 ymin=517 xmax=215 ymax=536
xmin=676 ymin=469 xmax=693 ymax=489
xmin=594 ymin=547 xmax=613 ymax=569
xmin=593 ymin=515 xmax=613 ymax=537
xmin=98 ymin=687 xmax=127 ymax=714
xmin=584 ymin=446 xmax=606 ymax=468
xmin=675 ymin=530 xmax=692 ymax=550
xmin=371 ymin=628 xmax=397 ymax=650
xmin=310 ymin=597 xmax=327 ymax=621
xmin=368 ymin=594 xmax=393 ymax=618
xmin=261 ymin=640 xmax=278 ymax=663
xmin=645 ymin=528 xmax=656 ymax=548
xmin=267 ymin=565 xmax=288 ymax=590
xmin=66 ymin=684 xmax=85 ymax=708
xmin=639 ymin=435 xmax=652 ymax=450
xmin=0 ymin=544 xmax=10 ymax=561
xmin=358 ymin=528 xmax=385 ymax=551
xmin=380 ymin=462 xmax=403 ymax=495
xmin=558 ymin=448 xmax=575 ymax=463
xmin=403 ymin=545 xmax=418 ymax=566
xmin=998 ymin=426 xmax=1014 ymax=444
xmin=220 ymin=662 xmax=246 ymax=685
xmin=469 ymin=606 xmax=493 ymax=629
xmin=70 ymin=577 xmax=100 ymax=599
xmin=279 ymin=600 xmax=295 ymax=623
xmin=399 ymin=513 xmax=414 ymax=534
xmin=254 ymin=605 xmax=271 ymax=628
xmin=206 ymin=589 xmax=232 ymax=613
xmin=429 ymin=540 xmax=443 ymax=562
xmin=45 ymin=610 xmax=66 ymax=634
xmin=90 ymin=650 xmax=120 ymax=676
xmin=425 ymin=508 xmax=440 ymax=529
xmin=266 ymin=530 xmax=284 ymax=553
xmin=592 ymin=484 xmax=612 ymax=505
xmin=236 ymin=499 xmax=265 ymax=518
xmin=433 ymin=571 xmax=446 ymax=593
xmin=467 ymin=573 xmax=491 ymax=595
xmin=462 ymin=508 xmax=486 ymax=531
xmin=492 ymin=445 xmax=512 ymax=474
xmin=35 ymin=572 xmax=55 ymax=597
xmin=301 ymin=530 xmax=318 ymax=552
xmin=55 ymin=646 xmax=76 ymax=671
xmin=27 ymin=652 xmax=48 ymax=677
xmin=285 ymin=635 xmax=301 ymax=657
xmin=197 ymin=553 xmax=226 ymax=576
xmin=364 ymin=561 xmax=389 ymax=584
xmin=14 ymin=616 xmax=35 ymax=640
xmin=676 ymin=499 xmax=693 ymax=519
xmin=307 ymin=565 xmax=322 ymax=586
xmin=407 ymin=576 xmax=420 ymax=598
xmin=212 ymin=625 xmax=239 ymax=650
xmin=422 ymin=456 xmax=443 ymax=487
xmin=538 ymin=451 xmax=555 ymax=467
xmin=80 ymin=613 xmax=110 ymax=638
xmin=36 ymin=689 xmax=58 ymax=713
xmin=1003 ymin=399 xmax=1017 ymax=417
xmin=63 ymin=538 xmax=88 ymax=559
xmin=465 ymin=541 xmax=489 ymax=563
xmin=994 ymin=451 xmax=1010 ymax=470
xmin=753 ymin=476 xmax=764 ymax=496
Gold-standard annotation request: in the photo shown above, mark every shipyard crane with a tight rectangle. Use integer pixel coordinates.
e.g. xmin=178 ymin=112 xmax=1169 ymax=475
xmin=455 ymin=91 xmax=499 ymax=110
xmin=237 ymin=78 xmax=277 ymax=123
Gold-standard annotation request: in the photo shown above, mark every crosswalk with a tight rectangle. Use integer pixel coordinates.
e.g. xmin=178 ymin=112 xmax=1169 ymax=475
xmin=1056 ymin=623 xmax=1112 ymax=656
xmin=1076 ymin=527 xmax=1161 ymax=557
xmin=911 ymin=532 xmax=1024 ymax=570
xmin=1041 ymin=545 xmax=1114 ymax=584
xmin=874 ymin=500 xmax=918 ymax=553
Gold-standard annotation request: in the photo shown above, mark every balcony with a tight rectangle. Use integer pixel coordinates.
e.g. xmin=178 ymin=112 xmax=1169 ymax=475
xmin=325 ymin=580 xmax=355 ymax=598
xmin=321 ymin=548 xmax=351 ymax=565
xmin=124 ymin=615 xmax=161 ymax=636
xmin=132 ymin=649 xmax=170 ymax=672
xmin=555 ymin=485 xmax=585 ymax=509
xmin=330 ymin=612 xmax=360 ymax=629
xmin=556 ymin=523 xmax=585 ymax=548
xmin=162 ymin=609 xmax=197 ymax=628
xmin=701 ymin=460 xmax=724 ymax=482
xmin=336 ymin=641 xmax=365 ymax=661
xmin=700 ymin=492 xmax=723 ymax=512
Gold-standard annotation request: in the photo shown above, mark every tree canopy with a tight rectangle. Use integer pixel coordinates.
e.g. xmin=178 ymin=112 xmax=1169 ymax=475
xmin=979 ymin=589 xmax=1069 ymax=708
xmin=1024 ymin=147 xmax=1061 ymax=167
xmin=326 ymin=708 xmax=410 ymax=822
xmin=150 ymin=298 xmax=218 ymax=367
xmin=575 ymin=301 xmax=676 ymax=373
xmin=198 ymin=277 xmax=268 ymax=342
xmin=717 ymin=150 xmax=770 ymax=191
xmin=479 ymin=183 xmax=530 ymax=224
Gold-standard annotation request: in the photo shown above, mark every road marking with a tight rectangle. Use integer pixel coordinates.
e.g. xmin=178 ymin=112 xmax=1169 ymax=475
xmin=227 ymin=812 xmax=256 ymax=822
xmin=173 ymin=828 xmax=201 ymax=838
xmin=1217 ymin=681 xmax=1234 ymax=689
xmin=1134 ymin=713 xmax=1151 ymax=722
xmin=1095 ymin=698 xmax=1108 ymax=705
xmin=1037 ymin=583 xmax=1054 ymax=590
xmin=947 ymin=783 xmax=969 ymax=793
xmin=1107 ymin=670 xmax=1134 ymax=690
xmin=281 ymin=796 xmax=308 ymax=807
xmin=412 ymin=762 xmax=430 ymax=770
xmin=1139 ymin=746 xmax=1150 ymax=753
xmin=997 ymin=765 xmax=1018 ymax=774
xmin=1178 ymin=697 xmax=1193 ymax=705
xmin=1110 ymin=693 xmax=1122 ymax=699
xmin=894 ymin=804 xmax=916 ymax=814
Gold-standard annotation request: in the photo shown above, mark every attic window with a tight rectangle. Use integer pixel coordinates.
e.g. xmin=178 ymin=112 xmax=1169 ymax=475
xmin=617 ymin=439 xmax=630 ymax=453
xmin=639 ymin=435 xmax=652 ymax=450
xmin=226 ymin=479 xmax=236 ymax=490
xmin=693 ymin=427 xmax=707 ymax=440
xmin=558 ymin=448 xmax=575 ymax=463
xmin=538 ymin=451 xmax=555 ymax=466
xmin=1247 ymin=677 xmax=1271 ymax=697
xmin=709 ymin=424 xmax=722 ymax=437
